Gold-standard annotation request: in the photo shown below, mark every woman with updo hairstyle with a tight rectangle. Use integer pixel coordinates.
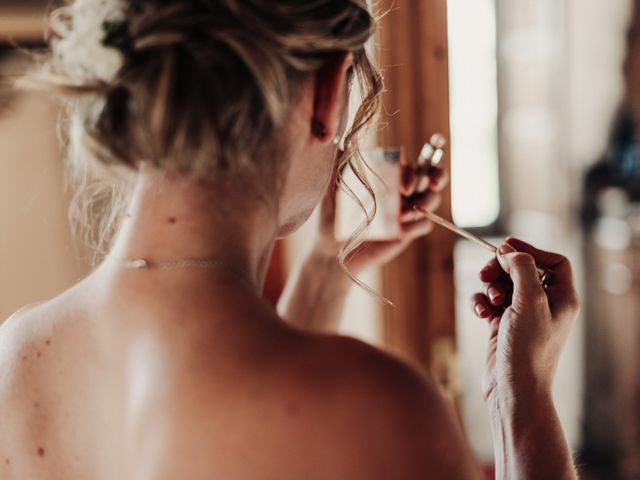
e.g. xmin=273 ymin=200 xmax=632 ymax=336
xmin=0 ymin=0 xmax=580 ymax=478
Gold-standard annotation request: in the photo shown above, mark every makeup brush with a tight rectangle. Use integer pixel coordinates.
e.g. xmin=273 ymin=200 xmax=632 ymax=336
xmin=414 ymin=206 xmax=552 ymax=286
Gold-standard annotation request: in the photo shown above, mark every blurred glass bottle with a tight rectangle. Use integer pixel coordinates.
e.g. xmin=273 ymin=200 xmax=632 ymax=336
xmin=583 ymin=109 xmax=640 ymax=225
xmin=582 ymin=107 xmax=640 ymax=480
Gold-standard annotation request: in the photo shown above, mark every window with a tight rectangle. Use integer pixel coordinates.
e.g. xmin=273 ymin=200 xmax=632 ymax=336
xmin=448 ymin=0 xmax=501 ymax=229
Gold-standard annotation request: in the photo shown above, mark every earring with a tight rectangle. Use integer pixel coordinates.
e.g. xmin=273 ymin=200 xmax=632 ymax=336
xmin=311 ymin=118 xmax=328 ymax=139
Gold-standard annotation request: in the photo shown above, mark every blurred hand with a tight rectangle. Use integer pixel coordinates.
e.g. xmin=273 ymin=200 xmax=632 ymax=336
xmin=470 ymin=238 xmax=580 ymax=402
xmin=313 ymin=151 xmax=448 ymax=275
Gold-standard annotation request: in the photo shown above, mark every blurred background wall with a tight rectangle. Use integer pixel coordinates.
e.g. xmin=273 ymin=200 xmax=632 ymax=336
xmin=453 ymin=1 xmax=634 ymax=476
xmin=0 ymin=51 xmax=88 ymax=321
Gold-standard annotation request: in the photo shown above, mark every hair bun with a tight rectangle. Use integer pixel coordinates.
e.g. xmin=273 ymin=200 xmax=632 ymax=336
xmin=23 ymin=0 xmax=382 ymax=259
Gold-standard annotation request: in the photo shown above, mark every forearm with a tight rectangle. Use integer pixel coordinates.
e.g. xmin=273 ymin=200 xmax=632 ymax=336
xmin=277 ymin=250 xmax=352 ymax=332
xmin=489 ymin=387 xmax=577 ymax=480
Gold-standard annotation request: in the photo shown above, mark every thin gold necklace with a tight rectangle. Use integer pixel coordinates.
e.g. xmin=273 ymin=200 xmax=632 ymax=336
xmin=107 ymin=256 xmax=257 ymax=291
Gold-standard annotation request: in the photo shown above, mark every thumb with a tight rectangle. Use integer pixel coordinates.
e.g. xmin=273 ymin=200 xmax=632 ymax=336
xmin=496 ymin=244 xmax=545 ymax=301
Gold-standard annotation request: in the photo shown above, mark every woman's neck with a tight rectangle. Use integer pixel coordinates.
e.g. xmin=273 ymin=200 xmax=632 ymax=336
xmin=107 ymin=169 xmax=279 ymax=291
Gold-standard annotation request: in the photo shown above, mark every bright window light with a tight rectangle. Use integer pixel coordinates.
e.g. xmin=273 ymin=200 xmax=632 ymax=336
xmin=448 ymin=0 xmax=501 ymax=228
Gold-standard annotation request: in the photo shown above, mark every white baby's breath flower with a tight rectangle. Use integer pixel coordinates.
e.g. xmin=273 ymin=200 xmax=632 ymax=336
xmin=52 ymin=0 xmax=126 ymax=83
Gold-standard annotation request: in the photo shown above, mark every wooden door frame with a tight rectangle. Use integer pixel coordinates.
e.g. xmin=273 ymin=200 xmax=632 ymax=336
xmin=377 ymin=0 xmax=458 ymax=400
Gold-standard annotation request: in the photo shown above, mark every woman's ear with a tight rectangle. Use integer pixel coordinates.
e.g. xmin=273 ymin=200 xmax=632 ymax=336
xmin=311 ymin=52 xmax=354 ymax=143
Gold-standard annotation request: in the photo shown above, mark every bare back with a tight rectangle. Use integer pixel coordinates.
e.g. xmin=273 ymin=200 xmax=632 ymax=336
xmin=0 ymin=267 xmax=476 ymax=480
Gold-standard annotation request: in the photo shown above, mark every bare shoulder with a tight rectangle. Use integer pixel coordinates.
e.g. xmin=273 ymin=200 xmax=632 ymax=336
xmin=0 ymin=302 xmax=54 ymax=388
xmin=304 ymin=334 xmax=448 ymax=404
xmin=0 ymin=299 xmax=63 ymax=352
xmin=0 ymin=292 xmax=83 ymax=401
xmin=311 ymin=337 xmax=465 ymax=430
xmin=152 ymin=333 xmax=479 ymax=479
xmin=0 ymin=303 xmax=45 ymax=360
xmin=297 ymin=335 xmax=479 ymax=478
xmin=299 ymin=334 xmax=439 ymax=405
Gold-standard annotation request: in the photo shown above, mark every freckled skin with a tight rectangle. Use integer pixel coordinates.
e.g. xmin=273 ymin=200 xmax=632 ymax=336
xmin=0 ymin=289 xmax=473 ymax=480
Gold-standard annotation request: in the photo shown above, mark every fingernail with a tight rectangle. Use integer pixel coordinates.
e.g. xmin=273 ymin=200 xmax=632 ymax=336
xmin=399 ymin=211 xmax=414 ymax=222
xmin=498 ymin=244 xmax=515 ymax=255
xmin=475 ymin=304 xmax=487 ymax=317
xmin=488 ymin=287 xmax=502 ymax=303
xmin=417 ymin=176 xmax=430 ymax=193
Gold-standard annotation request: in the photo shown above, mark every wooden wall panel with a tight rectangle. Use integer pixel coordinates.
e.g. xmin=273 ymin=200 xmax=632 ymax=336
xmin=377 ymin=0 xmax=457 ymax=397
xmin=0 ymin=9 xmax=47 ymax=45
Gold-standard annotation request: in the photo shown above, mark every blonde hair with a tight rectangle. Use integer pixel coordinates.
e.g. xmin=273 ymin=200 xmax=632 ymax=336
xmin=22 ymin=0 xmax=383 ymax=280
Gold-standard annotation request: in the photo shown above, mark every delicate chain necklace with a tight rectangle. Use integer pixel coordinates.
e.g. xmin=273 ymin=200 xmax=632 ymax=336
xmin=107 ymin=256 xmax=257 ymax=291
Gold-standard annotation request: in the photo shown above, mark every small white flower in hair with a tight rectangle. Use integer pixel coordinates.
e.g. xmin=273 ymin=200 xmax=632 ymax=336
xmin=52 ymin=0 xmax=127 ymax=83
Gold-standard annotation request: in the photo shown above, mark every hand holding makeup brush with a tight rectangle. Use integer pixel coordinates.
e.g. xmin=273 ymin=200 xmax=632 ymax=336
xmin=471 ymin=237 xmax=580 ymax=401
xmin=470 ymin=237 xmax=580 ymax=480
